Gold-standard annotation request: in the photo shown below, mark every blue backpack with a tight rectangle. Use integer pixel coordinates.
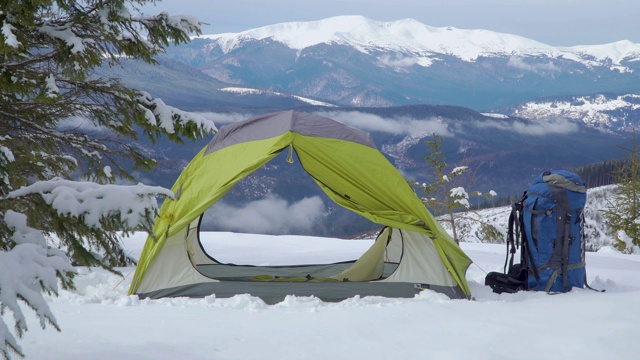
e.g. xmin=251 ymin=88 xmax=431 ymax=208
xmin=486 ymin=170 xmax=602 ymax=294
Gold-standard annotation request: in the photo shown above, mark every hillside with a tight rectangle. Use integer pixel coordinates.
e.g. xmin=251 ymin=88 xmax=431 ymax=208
xmin=439 ymin=184 xmax=618 ymax=251
xmin=499 ymin=94 xmax=640 ymax=132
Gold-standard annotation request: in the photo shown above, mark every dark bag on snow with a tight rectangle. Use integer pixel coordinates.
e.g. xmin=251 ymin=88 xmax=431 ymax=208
xmin=485 ymin=169 xmax=597 ymax=294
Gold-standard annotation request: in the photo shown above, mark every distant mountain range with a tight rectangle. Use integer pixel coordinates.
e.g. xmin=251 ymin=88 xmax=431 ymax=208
xmin=163 ymin=15 xmax=640 ymax=110
xmin=99 ymin=16 xmax=640 ymax=113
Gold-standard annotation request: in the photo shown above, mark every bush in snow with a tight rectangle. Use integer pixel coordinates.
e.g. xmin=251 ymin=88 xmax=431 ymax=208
xmin=0 ymin=1 xmax=216 ymax=358
xmin=415 ymin=133 xmax=500 ymax=244
xmin=602 ymin=134 xmax=640 ymax=253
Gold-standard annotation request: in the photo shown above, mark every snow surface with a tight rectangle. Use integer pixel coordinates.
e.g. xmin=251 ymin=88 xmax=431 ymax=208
xmin=220 ymin=87 xmax=336 ymax=107
xmin=197 ymin=15 xmax=640 ymax=67
xmin=10 ymin=231 xmax=640 ymax=360
xmin=514 ymin=94 xmax=640 ymax=129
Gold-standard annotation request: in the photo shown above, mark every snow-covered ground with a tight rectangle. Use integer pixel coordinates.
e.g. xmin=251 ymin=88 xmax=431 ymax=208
xmin=14 ymin=232 xmax=640 ymax=360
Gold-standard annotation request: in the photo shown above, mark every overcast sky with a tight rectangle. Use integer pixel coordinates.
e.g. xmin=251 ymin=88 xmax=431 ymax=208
xmin=143 ymin=0 xmax=639 ymax=46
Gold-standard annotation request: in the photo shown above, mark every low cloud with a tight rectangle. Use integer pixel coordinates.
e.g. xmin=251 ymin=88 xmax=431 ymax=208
xmin=197 ymin=110 xmax=452 ymax=137
xmin=377 ymin=54 xmax=418 ymax=68
xmin=318 ymin=111 xmax=452 ymax=136
xmin=508 ymin=57 xmax=560 ymax=74
xmin=203 ymin=195 xmax=325 ymax=234
xmin=474 ymin=117 xmax=579 ymax=135
xmin=194 ymin=112 xmax=250 ymax=126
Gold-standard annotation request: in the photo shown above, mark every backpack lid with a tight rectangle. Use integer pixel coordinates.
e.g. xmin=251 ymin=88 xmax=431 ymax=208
xmin=542 ymin=173 xmax=586 ymax=193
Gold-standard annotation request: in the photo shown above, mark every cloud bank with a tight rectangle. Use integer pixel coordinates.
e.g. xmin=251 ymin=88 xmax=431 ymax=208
xmin=377 ymin=54 xmax=419 ymax=68
xmin=474 ymin=117 xmax=579 ymax=135
xmin=197 ymin=110 xmax=579 ymax=139
xmin=203 ymin=195 xmax=325 ymax=234
xmin=195 ymin=112 xmax=251 ymax=127
xmin=508 ymin=57 xmax=560 ymax=74
xmin=317 ymin=111 xmax=452 ymax=136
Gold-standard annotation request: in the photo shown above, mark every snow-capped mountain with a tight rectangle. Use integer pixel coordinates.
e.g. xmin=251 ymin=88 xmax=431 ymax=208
xmin=220 ymin=87 xmax=336 ymax=107
xmin=504 ymin=94 xmax=640 ymax=133
xmin=158 ymin=15 xmax=640 ymax=110
xmin=199 ymin=15 xmax=640 ymax=69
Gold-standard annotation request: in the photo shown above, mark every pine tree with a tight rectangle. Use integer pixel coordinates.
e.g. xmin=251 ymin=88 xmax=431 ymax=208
xmin=603 ymin=132 xmax=640 ymax=253
xmin=0 ymin=1 xmax=215 ymax=358
xmin=416 ymin=133 xmax=499 ymax=244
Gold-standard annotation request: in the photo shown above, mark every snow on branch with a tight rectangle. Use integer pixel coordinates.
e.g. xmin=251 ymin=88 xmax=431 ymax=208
xmin=616 ymin=230 xmax=640 ymax=254
xmin=0 ymin=143 xmax=14 ymax=164
xmin=450 ymin=166 xmax=468 ymax=176
xmin=134 ymin=12 xmax=202 ymax=35
xmin=137 ymin=91 xmax=217 ymax=135
xmin=5 ymin=179 xmax=174 ymax=229
xmin=450 ymin=186 xmax=470 ymax=209
xmin=38 ymin=23 xmax=92 ymax=54
xmin=1 ymin=19 xmax=19 ymax=48
xmin=0 ymin=211 xmax=75 ymax=359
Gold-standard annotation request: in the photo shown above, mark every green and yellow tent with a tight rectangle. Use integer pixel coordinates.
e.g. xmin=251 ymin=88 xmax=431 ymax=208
xmin=128 ymin=110 xmax=472 ymax=303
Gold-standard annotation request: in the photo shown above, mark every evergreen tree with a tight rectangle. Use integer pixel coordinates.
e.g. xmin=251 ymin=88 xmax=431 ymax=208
xmin=603 ymin=133 xmax=640 ymax=253
xmin=416 ymin=134 xmax=499 ymax=244
xmin=0 ymin=1 xmax=215 ymax=358
xmin=573 ymin=158 xmax=624 ymax=188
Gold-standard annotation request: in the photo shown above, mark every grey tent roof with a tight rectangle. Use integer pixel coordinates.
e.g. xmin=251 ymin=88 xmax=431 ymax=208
xmin=205 ymin=110 xmax=376 ymax=155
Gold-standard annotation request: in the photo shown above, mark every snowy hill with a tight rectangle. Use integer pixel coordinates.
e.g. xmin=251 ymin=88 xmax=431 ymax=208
xmin=504 ymin=94 xmax=640 ymax=133
xmin=219 ymin=87 xmax=337 ymax=107
xmin=440 ymin=184 xmax=618 ymax=251
xmin=17 ymin=232 xmax=640 ymax=360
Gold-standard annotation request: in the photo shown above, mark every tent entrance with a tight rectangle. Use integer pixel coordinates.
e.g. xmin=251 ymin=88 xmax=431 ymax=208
xmin=199 ymin=145 xmax=379 ymax=239
xmin=188 ymin=217 xmax=401 ymax=283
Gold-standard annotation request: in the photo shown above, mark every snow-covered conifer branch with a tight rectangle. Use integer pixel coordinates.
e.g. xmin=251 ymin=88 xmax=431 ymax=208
xmin=137 ymin=91 xmax=217 ymax=135
xmin=0 ymin=211 xmax=75 ymax=360
xmin=6 ymin=179 xmax=173 ymax=230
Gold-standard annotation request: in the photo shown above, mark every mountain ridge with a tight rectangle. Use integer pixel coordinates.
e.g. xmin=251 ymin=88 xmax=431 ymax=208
xmin=196 ymin=15 xmax=640 ymax=69
xmin=155 ymin=15 xmax=640 ymax=109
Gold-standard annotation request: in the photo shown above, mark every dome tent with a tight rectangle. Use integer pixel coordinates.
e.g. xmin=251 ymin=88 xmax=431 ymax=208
xmin=128 ymin=110 xmax=472 ymax=303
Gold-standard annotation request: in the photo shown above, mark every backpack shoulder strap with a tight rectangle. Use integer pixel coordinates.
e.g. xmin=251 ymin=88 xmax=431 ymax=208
xmin=504 ymin=205 xmax=517 ymax=273
xmin=504 ymin=193 xmax=526 ymax=274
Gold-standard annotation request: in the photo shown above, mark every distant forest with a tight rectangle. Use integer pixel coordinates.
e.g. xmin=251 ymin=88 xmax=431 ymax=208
xmin=573 ymin=158 xmax=625 ymax=189
xmin=472 ymin=158 xmax=624 ymax=210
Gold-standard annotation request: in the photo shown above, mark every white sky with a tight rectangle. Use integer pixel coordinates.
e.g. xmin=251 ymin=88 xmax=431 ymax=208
xmin=143 ymin=0 xmax=640 ymax=46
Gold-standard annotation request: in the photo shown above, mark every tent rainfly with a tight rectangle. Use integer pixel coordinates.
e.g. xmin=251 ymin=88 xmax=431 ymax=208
xmin=128 ymin=110 xmax=473 ymax=303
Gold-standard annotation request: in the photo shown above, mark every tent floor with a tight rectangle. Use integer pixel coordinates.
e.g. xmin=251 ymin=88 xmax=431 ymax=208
xmin=137 ymin=281 xmax=465 ymax=304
